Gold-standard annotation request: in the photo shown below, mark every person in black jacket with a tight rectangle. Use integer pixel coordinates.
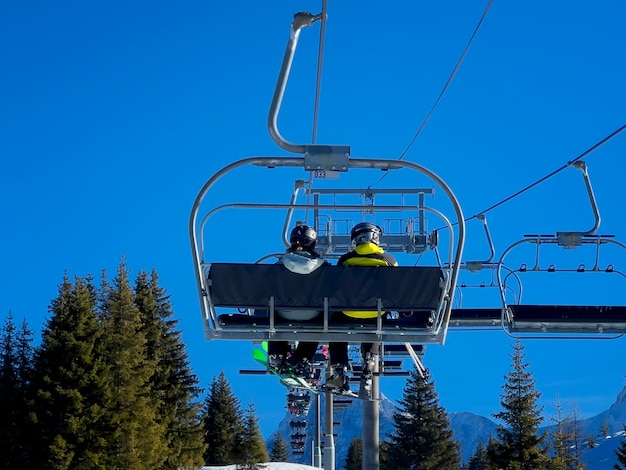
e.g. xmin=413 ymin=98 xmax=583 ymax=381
xmin=324 ymin=222 xmax=397 ymax=395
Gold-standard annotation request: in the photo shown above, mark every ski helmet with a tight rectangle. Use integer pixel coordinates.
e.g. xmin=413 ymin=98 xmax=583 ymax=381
xmin=289 ymin=224 xmax=317 ymax=250
xmin=351 ymin=222 xmax=382 ymax=246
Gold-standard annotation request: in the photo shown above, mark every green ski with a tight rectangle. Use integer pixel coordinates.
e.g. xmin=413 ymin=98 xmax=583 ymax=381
xmin=252 ymin=347 xmax=318 ymax=394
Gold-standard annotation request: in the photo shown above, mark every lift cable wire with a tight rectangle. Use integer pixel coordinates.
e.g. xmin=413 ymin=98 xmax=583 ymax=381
xmin=368 ymin=0 xmax=495 ymax=189
xmin=464 ymin=123 xmax=626 ymax=224
xmin=311 ymin=0 xmax=328 ymax=145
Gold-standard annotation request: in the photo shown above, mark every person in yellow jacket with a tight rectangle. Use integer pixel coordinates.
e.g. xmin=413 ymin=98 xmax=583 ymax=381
xmin=268 ymin=224 xmax=329 ymax=380
xmin=324 ymin=222 xmax=397 ymax=395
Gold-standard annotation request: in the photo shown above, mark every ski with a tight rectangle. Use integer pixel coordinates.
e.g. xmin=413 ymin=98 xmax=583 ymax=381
xmin=251 ymin=347 xmax=318 ymax=394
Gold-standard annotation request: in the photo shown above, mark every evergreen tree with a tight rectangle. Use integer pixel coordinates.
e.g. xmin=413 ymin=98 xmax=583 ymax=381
xmin=484 ymin=437 xmax=501 ymax=470
xmin=615 ymin=425 xmax=626 ymax=470
xmin=587 ymin=435 xmax=596 ymax=449
xmin=384 ymin=368 xmax=461 ymax=469
xmin=345 ymin=437 xmax=363 ymax=470
xmin=134 ymin=269 xmax=205 ymax=469
xmin=0 ymin=311 xmax=32 ymax=465
xmin=237 ymin=402 xmax=269 ymax=467
xmin=546 ymin=396 xmax=583 ymax=470
xmin=487 ymin=339 xmax=547 ymax=470
xmin=379 ymin=441 xmax=391 ymax=469
xmin=13 ymin=317 xmax=35 ymax=463
xmin=467 ymin=441 xmax=488 ymax=470
xmin=101 ymin=262 xmax=166 ymax=469
xmin=568 ymin=403 xmax=585 ymax=467
xmin=270 ymin=432 xmax=289 ymax=462
xmin=202 ymin=371 xmax=244 ymax=465
xmin=29 ymin=275 xmax=113 ymax=468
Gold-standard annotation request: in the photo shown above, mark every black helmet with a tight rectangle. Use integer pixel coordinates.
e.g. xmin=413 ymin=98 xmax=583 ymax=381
xmin=351 ymin=222 xmax=382 ymax=246
xmin=289 ymin=225 xmax=317 ymax=250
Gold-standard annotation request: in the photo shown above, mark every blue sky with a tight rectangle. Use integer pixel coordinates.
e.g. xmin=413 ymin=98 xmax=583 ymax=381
xmin=2 ymin=0 xmax=625 ymax=437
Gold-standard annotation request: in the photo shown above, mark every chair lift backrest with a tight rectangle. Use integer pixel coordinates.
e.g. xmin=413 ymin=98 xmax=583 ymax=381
xmin=208 ymin=263 xmax=445 ymax=312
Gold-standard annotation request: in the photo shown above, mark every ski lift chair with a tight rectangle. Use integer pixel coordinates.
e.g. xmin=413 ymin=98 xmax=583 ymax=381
xmin=496 ymin=162 xmax=626 ymax=336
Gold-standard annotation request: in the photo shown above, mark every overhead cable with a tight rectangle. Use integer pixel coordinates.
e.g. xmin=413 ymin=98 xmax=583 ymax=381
xmin=468 ymin=123 xmax=626 ymax=222
xmin=369 ymin=0 xmax=495 ymax=188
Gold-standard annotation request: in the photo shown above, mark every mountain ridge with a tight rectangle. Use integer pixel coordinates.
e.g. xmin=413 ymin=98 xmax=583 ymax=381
xmin=268 ymin=385 xmax=626 ymax=469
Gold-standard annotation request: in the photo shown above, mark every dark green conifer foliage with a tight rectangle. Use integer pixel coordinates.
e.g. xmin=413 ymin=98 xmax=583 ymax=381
xmin=466 ymin=441 xmax=489 ymax=470
xmin=484 ymin=437 xmax=501 ymax=470
xmin=270 ymin=432 xmax=289 ymax=462
xmin=345 ymin=437 xmax=363 ymax=470
xmin=29 ymin=275 xmax=113 ymax=468
xmin=134 ymin=269 xmax=205 ymax=469
xmin=202 ymin=371 xmax=244 ymax=465
xmin=0 ymin=311 xmax=19 ymax=462
xmin=101 ymin=262 xmax=166 ymax=469
xmin=487 ymin=339 xmax=547 ymax=470
xmin=615 ymin=425 xmax=626 ymax=470
xmin=384 ymin=368 xmax=461 ymax=470
xmin=0 ymin=312 xmax=34 ymax=465
xmin=237 ymin=402 xmax=269 ymax=467
xmin=14 ymin=317 xmax=35 ymax=463
xmin=379 ymin=441 xmax=391 ymax=469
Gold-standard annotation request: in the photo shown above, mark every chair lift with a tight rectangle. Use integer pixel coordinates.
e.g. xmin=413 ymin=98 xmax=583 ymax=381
xmin=187 ymin=9 xmax=465 ymax=470
xmin=188 ymin=11 xmax=466 ymax=350
xmin=495 ymin=162 xmax=626 ymax=336
xmin=449 ymin=214 xmax=522 ymax=330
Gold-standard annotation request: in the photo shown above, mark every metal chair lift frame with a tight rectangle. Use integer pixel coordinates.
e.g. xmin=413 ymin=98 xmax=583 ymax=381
xmin=495 ymin=162 xmax=626 ymax=337
xmin=448 ymin=214 xmax=522 ymax=330
xmin=189 ymin=158 xmax=464 ymax=345
xmin=188 ymin=10 xmax=465 ymax=470
xmin=189 ymin=9 xmax=466 ymax=347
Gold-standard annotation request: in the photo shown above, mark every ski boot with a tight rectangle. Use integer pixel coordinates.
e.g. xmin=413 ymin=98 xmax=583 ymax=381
xmin=322 ymin=363 xmax=350 ymax=393
xmin=359 ymin=353 xmax=376 ymax=399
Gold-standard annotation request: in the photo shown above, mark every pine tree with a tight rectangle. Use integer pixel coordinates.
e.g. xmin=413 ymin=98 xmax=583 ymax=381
xmin=467 ymin=441 xmax=488 ymax=470
xmin=202 ymin=371 xmax=244 ymax=465
xmin=270 ymin=432 xmax=289 ymax=462
xmin=546 ymin=395 xmax=583 ymax=470
xmin=384 ymin=368 xmax=461 ymax=469
xmin=134 ymin=269 xmax=206 ymax=469
xmin=29 ymin=275 xmax=113 ymax=468
xmin=615 ymin=425 xmax=626 ymax=470
xmin=587 ymin=435 xmax=596 ymax=449
xmin=0 ymin=311 xmax=24 ymax=465
xmin=487 ymin=339 xmax=547 ymax=470
xmin=484 ymin=437 xmax=501 ymax=470
xmin=345 ymin=437 xmax=363 ymax=470
xmin=13 ymin=317 xmax=35 ymax=464
xmin=237 ymin=402 xmax=269 ymax=467
xmin=101 ymin=262 xmax=166 ymax=469
xmin=568 ymin=403 xmax=585 ymax=467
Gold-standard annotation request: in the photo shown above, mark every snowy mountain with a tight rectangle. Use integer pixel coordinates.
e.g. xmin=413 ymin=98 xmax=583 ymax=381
xmin=267 ymin=386 xmax=626 ymax=469
xmin=448 ymin=411 xmax=499 ymax=461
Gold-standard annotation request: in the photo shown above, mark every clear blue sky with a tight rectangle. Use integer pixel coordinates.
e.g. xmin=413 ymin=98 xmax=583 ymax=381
xmin=2 ymin=1 xmax=625 ymax=437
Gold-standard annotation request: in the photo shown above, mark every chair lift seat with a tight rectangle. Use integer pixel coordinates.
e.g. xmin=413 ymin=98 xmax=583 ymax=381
xmin=208 ymin=263 xmax=445 ymax=330
xmin=508 ymin=304 xmax=626 ymax=333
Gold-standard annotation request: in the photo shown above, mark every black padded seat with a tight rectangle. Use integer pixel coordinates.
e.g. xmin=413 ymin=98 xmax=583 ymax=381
xmin=509 ymin=304 xmax=626 ymax=322
xmin=208 ymin=263 xmax=444 ymax=311
xmin=508 ymin=304 xmax=626 ymax=334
